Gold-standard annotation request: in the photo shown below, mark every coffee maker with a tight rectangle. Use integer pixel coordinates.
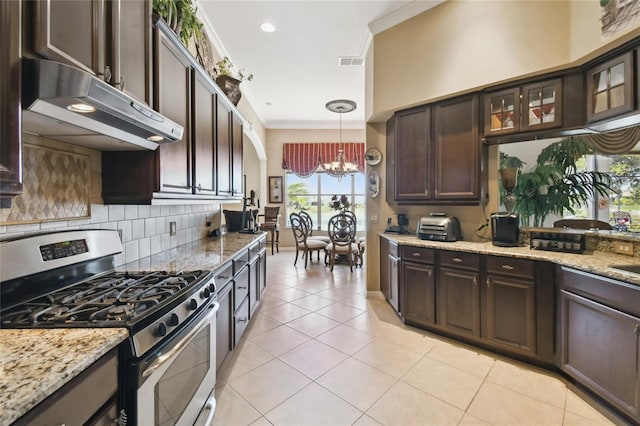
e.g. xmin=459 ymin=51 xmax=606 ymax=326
xmin=491 ymin=168 xmax=520 ymax=247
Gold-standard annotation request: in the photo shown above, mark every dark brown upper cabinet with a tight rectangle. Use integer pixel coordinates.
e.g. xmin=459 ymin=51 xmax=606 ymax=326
xmin=107 ymin=0 xmax=153 ymax=105
xmin=387 ymin=95 xmax=482 ymax=205
xmin=433 ymin=95 xmax=481 ymax=202
xmin=30 ymin=0 xmax=152 ymax=106
xmin=102 ymin=18 xmax=244 ymax=204
xmin=231 ymin=114 xmax=244 ymax=197
xmin=192 ymin=70 xmax=216 ymax=197
xmin=155 ymin=21 xmax=192 ymax=195
xmin=0 ymin=0 xmax=22 ymax=206
xmin=484 ymin=78 xmax=562 ymax=136
xmin=389 ymin=105 xmax=431 ymax=203
xmin=31 ymin=0 xmax=105 ymax=77
xmin=586 ymin=51 xmax=634 ymax=123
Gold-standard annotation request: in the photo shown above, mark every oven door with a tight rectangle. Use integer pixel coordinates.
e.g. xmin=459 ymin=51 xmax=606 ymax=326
xmin=137 ymin=301 xmax=219 ymax=426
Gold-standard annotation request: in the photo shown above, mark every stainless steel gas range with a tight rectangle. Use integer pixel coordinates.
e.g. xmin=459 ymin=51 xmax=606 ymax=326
xmin=0 ymin=230 xmax=219 ymax=425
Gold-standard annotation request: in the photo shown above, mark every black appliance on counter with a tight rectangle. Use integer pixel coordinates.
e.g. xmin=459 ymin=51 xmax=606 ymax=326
xmin=417 ymin=213 xmax=462 ymax=242
xmin=385 ymin=213 xmax=411 ymax=234
xmin=0 ymin=230 xmax=219 ymax=425
xmin=491 ymin=212 xmax=520 ymax=247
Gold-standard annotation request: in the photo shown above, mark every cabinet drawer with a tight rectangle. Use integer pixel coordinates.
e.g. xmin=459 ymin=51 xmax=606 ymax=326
xmin=214 ymin=261 xmax=234 ymax=288
xmin=234 ymin=250 xmax=250 ymax=273
xmin=439 ymin=251 xmax=479 ymax=270
xmin=234 ymin=266 xmax=249 ymax=311
xmin=389 ymin=241 xmax=399 ymax=257
xmin=234 ymin=296 xmax=250 ymax=345
xmin=486 ymin=256 xmax=535 ymax=280
xmin=400 ymin=245 xmax=434 ymax=264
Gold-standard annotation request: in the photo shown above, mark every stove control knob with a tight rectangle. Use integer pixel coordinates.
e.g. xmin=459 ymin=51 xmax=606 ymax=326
xmin=208 ymin=283 xmax=216 ymax=293
xmin=156 ymin=323 xmax=168 ymax=337
xmin=167 ymin=313 xmax=179 ymax=326
xmin=200 ymin=287 xmax=211 ymax=299
xmin=187 ymin=298 xmax=198 ymax=310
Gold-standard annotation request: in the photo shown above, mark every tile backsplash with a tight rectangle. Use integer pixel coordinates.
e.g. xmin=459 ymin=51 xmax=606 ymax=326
xmin=0 ymin=203 xmax=222 ymax=266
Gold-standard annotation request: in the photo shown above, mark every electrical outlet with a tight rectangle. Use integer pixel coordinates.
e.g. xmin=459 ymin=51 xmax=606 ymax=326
xmin=369 ymin=213 xmax=379 ymax=223
xmin=169 ymin=221 xmax=177 ymax=236
xmin=614 ymin=241 xmax=634 ymax=256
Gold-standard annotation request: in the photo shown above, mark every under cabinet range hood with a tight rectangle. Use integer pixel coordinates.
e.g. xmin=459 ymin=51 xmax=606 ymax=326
xmin=21 ymin=58 xmax=184 ymax=151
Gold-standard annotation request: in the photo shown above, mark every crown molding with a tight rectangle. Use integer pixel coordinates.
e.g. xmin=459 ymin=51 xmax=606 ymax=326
xmin=368 ymin=0 xmax=446 ymax=35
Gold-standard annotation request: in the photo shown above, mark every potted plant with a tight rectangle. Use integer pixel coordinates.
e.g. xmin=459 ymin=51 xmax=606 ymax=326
xmin=153 ymin=0 xmax=202 ymax=46
xmin=214 ymin=57 xmax=253 ymax=106
xmin=501 ymin=139 xmax=617 ymax=227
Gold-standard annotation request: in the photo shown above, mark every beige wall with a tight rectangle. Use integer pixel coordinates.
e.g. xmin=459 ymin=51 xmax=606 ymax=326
xmin=365 ymin=0 xmax=640 ymax=292
xmin=264 ymin=128 xmax=366 ymax=247
xmin=372 ymin=0 xmax=571 ymax=121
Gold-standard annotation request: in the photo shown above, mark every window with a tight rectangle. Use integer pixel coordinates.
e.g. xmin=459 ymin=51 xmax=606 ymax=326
xmin=285 ymin=171 xmax=365 ymax=230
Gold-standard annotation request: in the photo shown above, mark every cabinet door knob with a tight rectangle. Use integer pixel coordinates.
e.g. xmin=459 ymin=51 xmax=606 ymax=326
xmin=501 ymin=265 xmax=514 ymax=270
xmin=100 ymin=65 xmax=112 ymax=83
xmin=634 ymin=324 xmax=640 ymax=335
xmin=486 ymin=278 xmax=490 ymax=287
xmin=118 ymin=75 xmax=126 ymax=91
xmin=428 ymin=268 xmax=432 ymax=278
xmin=473 ymin=276 xmax=477 ymax=286
xmin=197 ymin=183 xmax=202 ymax=192
xmin=452 ymin=257 xmax=462 ymax=263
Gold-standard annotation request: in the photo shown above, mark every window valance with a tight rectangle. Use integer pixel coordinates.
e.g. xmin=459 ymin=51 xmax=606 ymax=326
xmin=282 ymin=143 xmax=365 ymax=178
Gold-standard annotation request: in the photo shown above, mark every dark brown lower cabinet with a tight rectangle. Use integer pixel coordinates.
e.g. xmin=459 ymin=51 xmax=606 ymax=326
xmin=484 ymin=256 xmax=537 ymax=356
xmin=436 ymin=250 xmax=481 ymax=338
xmin=14 ymin=349 xmax=118 ymax=425
xmin=401 ymin=245 xmax=435 ymax=326
xmin=215 ymin=281 xmax=233 ymax=372
xmin=402 ymin=260 xmax=434 ymax=327
xmin=437 ymin=266 xmax=481 ymax=338
xmin=559 ymin=267 xmax=640 ymax=424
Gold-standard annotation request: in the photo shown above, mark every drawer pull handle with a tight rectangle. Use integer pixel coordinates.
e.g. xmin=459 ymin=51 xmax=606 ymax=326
xmin=237 ymin=286 xmax=247 ymax=290
xmin=217 ymin=274 xmax=230 ymax=280
xmin=412 ymin=252 xmax=421 ymax=257
xmin=238 ymin=317 xmax=248 ymax=323
xmin=452 ymin=257 xmax=462 ymax=263
xmin=486 ymin=278 xmax=490 ymax=287
xmin=473 ymin=276 xmax=477 ymax=286
xmin=428 ymin=268 xmax=432 ymax=278
xmin=501 ymin=265 xmax=514 ymax=270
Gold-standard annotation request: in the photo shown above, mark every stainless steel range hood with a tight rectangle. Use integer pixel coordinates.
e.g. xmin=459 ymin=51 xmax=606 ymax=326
xmin=22 ymin=58 xmax=184 ymax=151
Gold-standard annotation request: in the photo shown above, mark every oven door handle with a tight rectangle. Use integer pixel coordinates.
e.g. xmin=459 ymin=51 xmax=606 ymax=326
xmin=142 ymin=301 xmax=219 ymax=378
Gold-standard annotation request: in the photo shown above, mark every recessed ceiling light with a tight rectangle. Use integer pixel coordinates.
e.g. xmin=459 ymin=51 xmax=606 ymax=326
xmin=261 ymin=22 xmax=275 ymax=33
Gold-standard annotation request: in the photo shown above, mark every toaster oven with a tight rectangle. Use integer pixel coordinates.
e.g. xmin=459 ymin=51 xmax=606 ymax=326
xmin=417 ymin=214 xmax=462 ymax=242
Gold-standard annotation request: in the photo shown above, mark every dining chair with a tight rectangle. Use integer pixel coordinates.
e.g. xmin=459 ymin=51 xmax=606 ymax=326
xmin=326 ymin=213 xmax=359 ymax=272
xmin=290 ymin=212 xmax=328 ymax=268
xmin=258 ymin=206 xmax=281 ymax=254
xmin=297 ymin=210 xmax=331 ymax=244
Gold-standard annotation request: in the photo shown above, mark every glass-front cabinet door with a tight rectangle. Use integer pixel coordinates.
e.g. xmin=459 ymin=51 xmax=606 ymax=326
xmin=484 ymin=88 xmax=520 ymax=135
xmin=587 ymin=52 xmax=633 ymax=122
xmin=521 ymin=78 xmax=562 ymax=131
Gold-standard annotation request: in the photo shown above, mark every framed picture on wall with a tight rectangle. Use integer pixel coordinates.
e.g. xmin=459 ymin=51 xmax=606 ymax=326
xmin=269 ymin=176 xmax=283 ymax=203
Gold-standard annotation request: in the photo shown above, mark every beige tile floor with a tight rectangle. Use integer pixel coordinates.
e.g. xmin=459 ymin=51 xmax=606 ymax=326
xmin=214 ymin=248 xmax=618 ymax=426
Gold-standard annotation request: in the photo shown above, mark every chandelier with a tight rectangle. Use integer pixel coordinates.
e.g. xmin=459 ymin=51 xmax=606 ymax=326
xmin=323 ymin=99 xmax=357 ymax=181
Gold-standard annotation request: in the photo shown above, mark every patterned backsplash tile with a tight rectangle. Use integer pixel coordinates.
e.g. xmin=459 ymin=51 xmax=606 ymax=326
xmin=0 ymin=144 xmax=90 ymax=224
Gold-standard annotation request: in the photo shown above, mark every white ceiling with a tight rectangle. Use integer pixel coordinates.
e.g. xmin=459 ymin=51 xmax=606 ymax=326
xmin=197 ymin=0 xmax=444 ymax=130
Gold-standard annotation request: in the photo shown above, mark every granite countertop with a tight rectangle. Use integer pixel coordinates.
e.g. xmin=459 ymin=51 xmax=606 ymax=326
xmin=1 ymin=233 xmax=264 ymax=426
xmin=121 ymin=231 xmax=266 ymax=273
xmin=0 ymin=328 xmax=128 ymax=426
xmin=380 ymin=233 xmax=640 ymax=286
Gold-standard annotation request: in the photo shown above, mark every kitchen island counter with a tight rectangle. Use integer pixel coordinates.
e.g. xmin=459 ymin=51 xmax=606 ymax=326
xmin=0 ymin=328 xmax=128 ymax=426
xmin=380 ymin=234 xmax=640 ymax=286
